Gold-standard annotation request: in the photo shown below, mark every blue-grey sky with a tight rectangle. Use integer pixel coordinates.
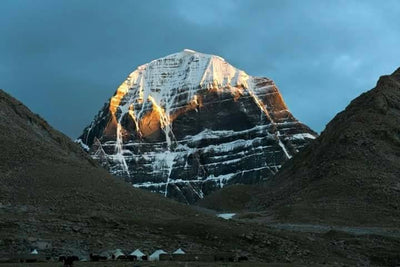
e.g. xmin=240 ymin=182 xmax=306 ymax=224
xmin=1 ymin=0 xmax=400 ymax=138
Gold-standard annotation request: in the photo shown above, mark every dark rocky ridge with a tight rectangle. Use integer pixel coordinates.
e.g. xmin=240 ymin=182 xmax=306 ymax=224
xmin=200 ymin=68 xmax=400 ymax=227
xmin=2 ymin=90 xmax=400 ymax=266
xmin=78 ymin=50 xmax=317 ymax=203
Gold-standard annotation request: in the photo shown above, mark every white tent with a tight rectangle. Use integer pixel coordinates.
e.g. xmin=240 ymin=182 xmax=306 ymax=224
xmin=217 ymin=213 xmax=236 ymax=220
xmin=149 ymin=249 xmax=167 ymax=261
xmin=173 ymin=248 xmax=185 ymax=254
xmin=30 ymin=249 xmax=38 ymax=255
xmin=112 ymin=249 xmax=125 ymax=259
xmin=130 ymin=249 xmax=145 ymax=260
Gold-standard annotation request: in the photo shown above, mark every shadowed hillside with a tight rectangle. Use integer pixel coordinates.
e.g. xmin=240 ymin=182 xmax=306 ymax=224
xmin=1 ymin=89 xmax=400 ymax=266
xmin=200 ymin=68 xmax=400 ymax=227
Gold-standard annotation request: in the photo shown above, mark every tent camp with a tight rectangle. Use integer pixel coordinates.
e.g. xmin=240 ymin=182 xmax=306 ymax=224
xmin=149 ymin=249 xmax=167 ymax=261
xmin=30 ymin=249 xmax=38 ymax=255
xmin=129 ymin=249 xmax=145 ymax=261
xmin=173 ymin=248 xmax=185 ymax=254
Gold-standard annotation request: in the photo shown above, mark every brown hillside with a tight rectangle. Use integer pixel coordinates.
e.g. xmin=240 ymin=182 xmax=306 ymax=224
xmin=0 ymin=89 xmax=281 ymax=260
xmin=200 ymin=68 xmax=400 ymax=227
xmin=2 ymin=89 xmax=400 ymax=266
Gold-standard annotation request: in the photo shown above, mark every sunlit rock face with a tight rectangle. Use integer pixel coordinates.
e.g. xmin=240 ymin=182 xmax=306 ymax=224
xmin=78 ymin=49 xmax=317 ymax=203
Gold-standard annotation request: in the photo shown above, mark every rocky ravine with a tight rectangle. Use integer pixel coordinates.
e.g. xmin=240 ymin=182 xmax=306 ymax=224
xmin=78 ymin=49 xmax=317 ymax=203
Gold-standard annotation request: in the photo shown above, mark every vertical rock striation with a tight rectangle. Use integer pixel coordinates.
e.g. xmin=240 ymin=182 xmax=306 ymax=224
xmin=78 ymin=49 xmax=317 ymax=203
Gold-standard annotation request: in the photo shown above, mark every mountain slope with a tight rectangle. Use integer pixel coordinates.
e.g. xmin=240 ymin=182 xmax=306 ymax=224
xmin=2 ymin=88 xmax=399 ymax=265
xmin=78 ymin=49 xmax=316 ymax=203
xmin=200 ymin=68 xmax=400 ymax=227
xmin=0 ymin=89 xmax=292 ymax=260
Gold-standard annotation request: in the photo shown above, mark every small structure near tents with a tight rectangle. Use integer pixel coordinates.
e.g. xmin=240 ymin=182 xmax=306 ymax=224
xmin=149 ymin=249 xmax=167 ymax=261
xmin=59 ymin=256 xmax=78 ymax=266
xmin=89 ymin=253 xmax=107 ymax=261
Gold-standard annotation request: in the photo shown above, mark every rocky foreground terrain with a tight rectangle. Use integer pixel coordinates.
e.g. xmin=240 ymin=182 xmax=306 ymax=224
xmin=78 ymin=49 xmax=316 ymax=203
xmin=1 ymin=89 xmax=400 ymax=266
xmin=200 ymin=68 xmax=400 ymax=229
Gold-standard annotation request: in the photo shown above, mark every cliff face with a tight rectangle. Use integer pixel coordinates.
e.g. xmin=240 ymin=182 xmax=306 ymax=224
xmin=78 ymin=49 xmax=316 ymax=203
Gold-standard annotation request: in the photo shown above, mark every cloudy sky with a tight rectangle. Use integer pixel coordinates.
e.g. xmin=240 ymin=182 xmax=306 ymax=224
xmin=1 ymin=0 xmax=400 ymax=137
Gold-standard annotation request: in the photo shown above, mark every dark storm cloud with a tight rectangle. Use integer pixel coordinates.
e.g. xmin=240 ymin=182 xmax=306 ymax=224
xmin=1 ymin=0 xmax=400 ymax=137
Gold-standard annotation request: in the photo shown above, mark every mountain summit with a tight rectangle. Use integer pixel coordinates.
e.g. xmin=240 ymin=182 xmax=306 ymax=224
xmin=78 ymin=49 xmax=316 ymax=203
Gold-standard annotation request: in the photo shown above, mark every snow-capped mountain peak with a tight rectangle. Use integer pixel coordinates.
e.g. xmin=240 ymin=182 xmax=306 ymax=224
xmin=78 ymin=50 xmax=317 ymax=203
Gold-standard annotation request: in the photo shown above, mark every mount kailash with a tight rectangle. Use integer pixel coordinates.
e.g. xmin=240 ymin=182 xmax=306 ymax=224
xmin=77 ymin=49 xmax=317 ymax=203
